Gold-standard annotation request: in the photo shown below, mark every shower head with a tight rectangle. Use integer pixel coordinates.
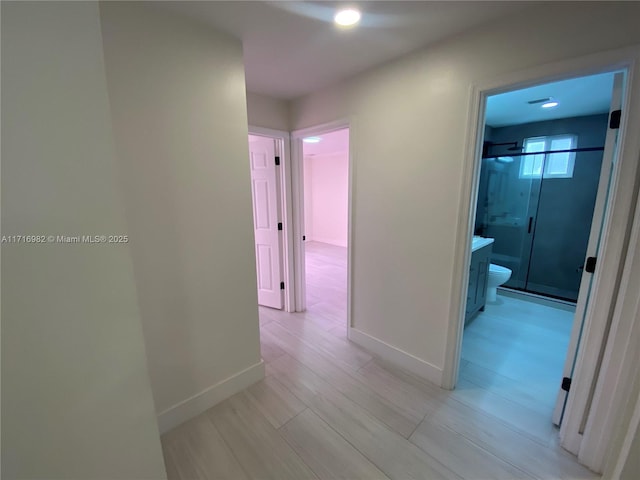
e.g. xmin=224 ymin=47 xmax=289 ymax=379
xmin=482 ymin=141 xmax=522 ymax=158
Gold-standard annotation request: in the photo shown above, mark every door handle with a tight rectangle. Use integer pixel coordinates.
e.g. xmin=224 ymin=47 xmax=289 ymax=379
xmin=527 ymin=217 xmax=533 ymax=234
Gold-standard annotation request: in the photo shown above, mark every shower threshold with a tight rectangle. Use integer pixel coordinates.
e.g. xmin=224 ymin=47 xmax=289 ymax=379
xmin=497 ymin=287 xmax=577 ymax=312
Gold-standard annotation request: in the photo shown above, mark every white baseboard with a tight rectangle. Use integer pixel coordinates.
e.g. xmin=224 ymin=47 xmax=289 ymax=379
xmin=157 ymin=360 xmax=265 ymax=434
xmin=348 ymin=327 xmax=443 ymax=386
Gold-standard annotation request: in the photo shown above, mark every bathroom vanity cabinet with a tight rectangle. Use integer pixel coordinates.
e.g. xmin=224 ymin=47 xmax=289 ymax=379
xmin=466 ymin=243 xmax=492 ymax=325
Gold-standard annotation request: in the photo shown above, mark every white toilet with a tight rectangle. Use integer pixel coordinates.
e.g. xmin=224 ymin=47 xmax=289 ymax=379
xmin=487 ymin=264 xmax=512 ymax=302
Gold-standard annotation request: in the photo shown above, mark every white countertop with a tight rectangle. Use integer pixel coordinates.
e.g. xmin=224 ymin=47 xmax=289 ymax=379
xmin=472 ymin=236 xmax=495 ymax=252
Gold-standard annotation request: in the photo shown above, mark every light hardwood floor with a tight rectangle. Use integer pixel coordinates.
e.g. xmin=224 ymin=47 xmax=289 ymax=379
xmin=162 ymin=241 xmax=597 ymax=479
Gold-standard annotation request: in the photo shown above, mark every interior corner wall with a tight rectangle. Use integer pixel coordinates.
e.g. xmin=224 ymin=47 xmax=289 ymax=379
xmin=304 ymin=153 xmax=349 ymax=247
xmin=1 ymin=2 xmax=166 ymax=478
xmin=289 ymin=2 xmax=640 ymax=384
xmin=246 ymin=91 xmax=290 ymax=131
xmin=99 ymin=2 xmax=263 ymax=431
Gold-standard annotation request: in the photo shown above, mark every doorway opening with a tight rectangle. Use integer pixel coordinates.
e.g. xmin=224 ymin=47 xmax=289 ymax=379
xmin=252 ymin=123 xmax=354 ymax=384
xmin=301 ymin=128 xmax=350 ymax=336
xmin=247 ymin=122 xmax=353 ymax=337
xmin=458 ymin=70 xmax=626 ymax=446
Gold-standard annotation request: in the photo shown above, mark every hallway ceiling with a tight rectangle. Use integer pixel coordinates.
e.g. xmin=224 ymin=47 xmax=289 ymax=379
xmin=160 ymin=1 xmax=533 ymax=100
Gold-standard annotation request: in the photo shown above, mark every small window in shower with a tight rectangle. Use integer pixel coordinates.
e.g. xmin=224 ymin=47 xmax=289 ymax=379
xmin=520 ymin=134 xmax=577 ymax=179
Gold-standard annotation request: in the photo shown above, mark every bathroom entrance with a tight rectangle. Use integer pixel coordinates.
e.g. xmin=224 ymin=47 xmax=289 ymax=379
xmin=460 ymin=69 xmax=625 ymax=436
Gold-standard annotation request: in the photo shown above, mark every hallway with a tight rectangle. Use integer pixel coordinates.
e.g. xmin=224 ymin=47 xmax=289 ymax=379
xmin=161 ymin=243 xmax=596 ymax=479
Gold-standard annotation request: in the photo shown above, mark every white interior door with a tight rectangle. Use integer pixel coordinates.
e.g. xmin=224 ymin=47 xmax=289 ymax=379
xmin=552 ymin=71 xmax=624 ymax=425
xmin=249 ymin=135 xmax=283 ymax=309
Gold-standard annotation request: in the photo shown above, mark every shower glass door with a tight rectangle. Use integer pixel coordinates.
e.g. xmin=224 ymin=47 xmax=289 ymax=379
xmin=476 ymin=154 xmax=536 ymax=289
xmin=526 ymin=145 xmax=604 ymax=301
xmin=477 ymin=130 xmax=606 ymax=302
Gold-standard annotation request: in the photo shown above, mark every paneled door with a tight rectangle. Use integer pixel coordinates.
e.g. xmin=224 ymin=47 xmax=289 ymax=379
xmin=249 ymin=135 xmax=283 ymax=309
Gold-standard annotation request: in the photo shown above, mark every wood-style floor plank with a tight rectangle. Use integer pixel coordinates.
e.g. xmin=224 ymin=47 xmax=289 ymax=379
xmin=161 ymin=414 xmax=249 ymax=480
xmin=461 ymin=294 xmax=573 ymax=415
xmin=207 ymin=392 xmax=317 ymax=480
xmin=280 ymin=409 xmax=390 ymax=480
xmin=459 ymin=360 xmax=556 ymax=416
xmin=260 ymin=333 xmax=287 ymax=363
xmin=450 ymin=377 xmax=557 ymax=446
xmin=267 ymin=353 xmax=334 ymax=404
xmin=355 ymin=359 xmax=444 ymax=421
xmin=162 ymin=241 xmax=597 ymax=480
xmin=307 ymin=389 xmax=461 ymax=480
xmin=244 ymin=375 xmax=307 ymax=429
xmin=410 ymin=418 xmax=535 ymax=479
xmin=427 ymin=399 xmax=598 ymax=479
xmin=270 ymin=309 xmax=372 ymax=371
xmin=304 ymin=241 xmax=347 ymax=326
xmin=263 ymin=325 xmax=422 ymax=437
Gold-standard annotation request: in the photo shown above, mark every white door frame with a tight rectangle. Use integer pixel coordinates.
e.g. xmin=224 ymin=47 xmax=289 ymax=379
xmin=442 ymin=44 xmax=640 ymax=472
xmin=248 ymin=126 xmax=295 ymax=313
xmin=290 ymin=119 xmax=353 ymax=332
xmin=587 ymin=182 xmax=640 ymax=475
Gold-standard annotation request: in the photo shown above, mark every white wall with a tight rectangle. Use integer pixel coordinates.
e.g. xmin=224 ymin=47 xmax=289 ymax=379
xmin=99 ymin=3 xmax=263 ymax=432
xmin=290 ymin=2 xmax=640 ymax=383
xmin=303 ymin=153 xmax=349 ymax=247
xmin=246 ymin=91 xmax=290 ymax=131
xmin=1 ymin=2 xmax=166 ymax=478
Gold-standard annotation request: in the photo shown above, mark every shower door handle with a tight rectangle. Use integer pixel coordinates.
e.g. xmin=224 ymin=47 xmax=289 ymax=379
xmin=527 ymin=217 xmax=533 ymax=234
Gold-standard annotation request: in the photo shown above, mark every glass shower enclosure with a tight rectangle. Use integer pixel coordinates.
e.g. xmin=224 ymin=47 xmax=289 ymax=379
xmin=475 ymin=134 xmax=605 ymax=302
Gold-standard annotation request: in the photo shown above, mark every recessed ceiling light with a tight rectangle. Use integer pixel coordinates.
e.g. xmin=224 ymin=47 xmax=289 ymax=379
xmin=334 ymin=8 xmax=361 ymax=27
xmin=303 ymin=137 xmax=321 ymax=143
xmin=541 ymin=101 xmax=559 ymax=108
